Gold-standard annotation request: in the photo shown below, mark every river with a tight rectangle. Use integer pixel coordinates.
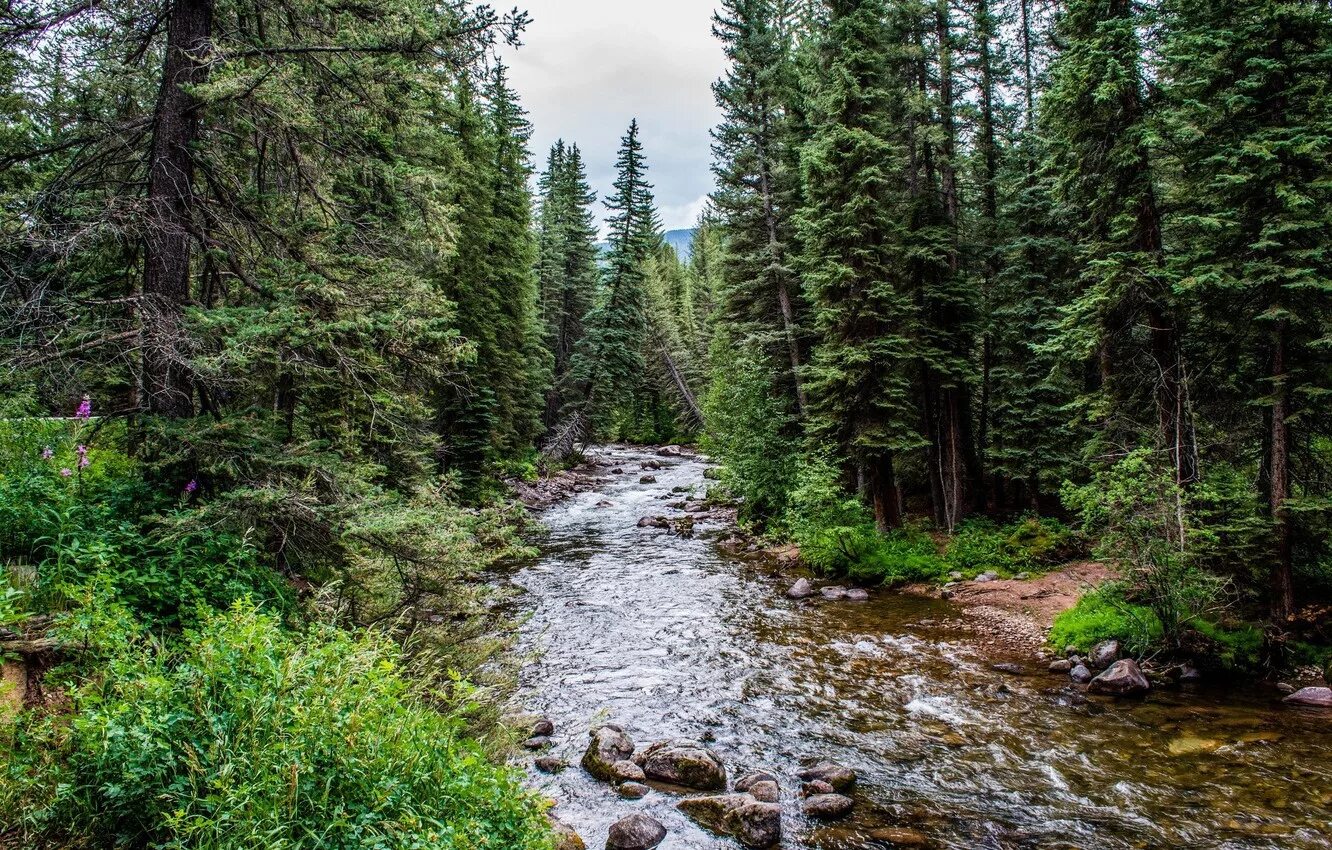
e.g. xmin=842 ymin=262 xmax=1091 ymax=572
xmin=508 ymin=445 xmax=1332 ymax=849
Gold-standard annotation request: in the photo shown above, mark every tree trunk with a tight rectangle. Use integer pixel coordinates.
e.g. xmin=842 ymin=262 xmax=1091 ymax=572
xmin=869 ymin=452 xmax=902 ymax=532
xmin=143 ymin=0 xmax=213 ymax=417
xmin=1269 ymin=318 xmax=1294 ymax=621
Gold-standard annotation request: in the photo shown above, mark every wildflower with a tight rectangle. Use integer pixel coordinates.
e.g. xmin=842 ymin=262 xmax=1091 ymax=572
xmin=184 ymin=479 xmax=198 ymax=495
xmin=79 ymin=454 xmax=90 ymax=469
xmin=76 ymin=444 xmax=88 ymax=457
xmin=75 ymin=395 xmax=91 ymax=420
xmin=60 ymin=468 xmax=73 ymax=478
xmin=41 ymin=446 xmax=53 ymax=460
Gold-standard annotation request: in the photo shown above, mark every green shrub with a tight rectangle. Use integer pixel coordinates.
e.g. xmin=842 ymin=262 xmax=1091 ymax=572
xmin=1 ymin=601 xmax=553 ymax=850
xmin=1049 ymin=585 xmax=1163 ymax=654
xmin=1190 ymin=619 xmax=1265 ymax=671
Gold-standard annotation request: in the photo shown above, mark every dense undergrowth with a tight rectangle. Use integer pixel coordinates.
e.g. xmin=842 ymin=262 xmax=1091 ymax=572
xmin=0 ymin=415 xmax=553 ymax=849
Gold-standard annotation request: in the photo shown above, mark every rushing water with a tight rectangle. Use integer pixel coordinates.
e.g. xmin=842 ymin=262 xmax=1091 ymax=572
xmin=508 ymin=446 xmax=1332 ymax=849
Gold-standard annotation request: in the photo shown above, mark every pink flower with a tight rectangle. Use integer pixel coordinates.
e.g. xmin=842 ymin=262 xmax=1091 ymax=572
xmin=75 ymin=395 xmax=91 ymax=420
xmin=76 ymin=444 xmax=88 ymax=457
xmin=41 ymin=446 xmax=53 ymax=460
xmin=60 ymin=468 xmax=73 ymax=477
xmin=78 ymin=455 xmax=90 ymax=469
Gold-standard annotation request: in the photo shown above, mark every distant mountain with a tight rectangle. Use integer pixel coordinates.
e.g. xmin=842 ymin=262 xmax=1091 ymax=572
xmin=662 ymin=228 xmax=697 ymax=262
xmin=595 ymin=228 xmax=698 ymax=262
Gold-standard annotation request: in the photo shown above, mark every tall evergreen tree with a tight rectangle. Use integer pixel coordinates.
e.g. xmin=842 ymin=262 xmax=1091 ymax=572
xmin=711 ymin=0 xmax=808 ymax=415
xmin=798 ymin=0 xmax=922 ymax=530
xmin=1161 ymin=0 xmax=1332 ymax=618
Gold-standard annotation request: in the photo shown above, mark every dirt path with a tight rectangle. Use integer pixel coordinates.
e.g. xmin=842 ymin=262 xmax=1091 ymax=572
xmin=903 ymin=561 xmax=1113 ymax=655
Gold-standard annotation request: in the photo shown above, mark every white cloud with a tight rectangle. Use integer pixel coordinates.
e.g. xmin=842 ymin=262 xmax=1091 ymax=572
xmin=501 ymin=1 xmax=725 ymax=235
xmin=658 ymin=193 xmax=711 ymax=232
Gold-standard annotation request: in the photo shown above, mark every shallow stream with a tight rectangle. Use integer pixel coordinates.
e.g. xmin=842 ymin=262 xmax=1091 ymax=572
xmin=508 ymin=446 xmax=1332 ymax=849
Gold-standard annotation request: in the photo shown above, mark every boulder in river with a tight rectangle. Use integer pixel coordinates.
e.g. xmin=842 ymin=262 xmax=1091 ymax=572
xmin=606 ymin=813 xmax=666 ymax=850
xmin=637 ymin=739 xmax=727 ymax=790
xmin=844 ymin=588 xmax=870 ymax=601
xmin=1088 ymin=659 xmax=1151 ymax=697
xmin=1069 ymin=664 xmax=1094 ymax=684
xmin=639 ymin=475 xmax=657 ymax=484
xmin=801 ymin=779 xmax=835 ymax=796
xmin=618 ymin=781 xmax=651 ymax=799
xmin=1283 ymin=687 xmax=1332 ymax=707
xmin=734 ymin=770 xmax=779 ymax=793
xmin=677 ymin=793 xmax=782 ymax=849
xmin=786 ymin=578 xmax=815 ymax=599
xmin=746 ymin=780 xmax=780 ymax=802
xmin=582 ymin=725 xmax=636 ymax=782
xmin=636 ymin=516 xmax=669 ymax=529
xmin=802 ymin=793 xmax=855 ymax=820
xmin=549 ymin=815 xmax=586 ymax=850
xmin=658 ymin=445 xmax=686 ymax=457
xmin=641 ymin=460 xmax=663 ymax=470
xmin=535 ymin=755 xmax=566 ymax=774
xmin=522 ymin=735 xmax=551 ymax=750
xmin=820 ymin=586 xmax=848 ymax=601
xmin=796 ymin=761 xmax=856 ymax=793
xmin=532 ymin=717 xmax=555 ymax=737
xmin=1089 ymin=639 xmax=1122 ymax=668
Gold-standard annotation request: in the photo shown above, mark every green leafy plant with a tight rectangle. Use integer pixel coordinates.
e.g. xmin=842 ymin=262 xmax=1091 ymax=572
xmin=1 ymin=601 xmax=554 ymax=850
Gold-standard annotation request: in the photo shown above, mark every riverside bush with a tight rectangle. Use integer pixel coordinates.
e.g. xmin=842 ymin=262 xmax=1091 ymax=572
xmin=0 ymin=600 xmax=553 ymax=850
xmin=1049 ymin=586 xmax=1163 ymax=654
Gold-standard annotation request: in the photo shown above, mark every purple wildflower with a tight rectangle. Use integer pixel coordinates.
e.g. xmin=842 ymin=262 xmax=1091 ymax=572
xmin=76 ymin=444 xmax=88 ymax=457
xmin=41 ymin=446 xmax=54 ymax=460
xmin=60 ymin=468 xmax=73 ymax=478
xmin=75 ymin=395 xmax=91 ymax=420
xmin=78 ymin=454 xmax=90 ymax=469
xmin=184 ymin=479 xmax=198 ymax=495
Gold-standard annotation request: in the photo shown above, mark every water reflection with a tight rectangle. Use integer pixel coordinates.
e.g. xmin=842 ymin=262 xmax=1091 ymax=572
xmin=506 ymin=446 xmax=1332 ymax=849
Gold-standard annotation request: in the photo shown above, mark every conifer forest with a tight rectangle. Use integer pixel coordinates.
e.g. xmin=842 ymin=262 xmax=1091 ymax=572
xmin=1 ymin=1 xmax=1331 ymax=848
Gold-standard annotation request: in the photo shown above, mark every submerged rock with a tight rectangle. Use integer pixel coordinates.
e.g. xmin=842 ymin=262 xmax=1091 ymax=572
xmin=606 ymin=813 xmax=666 ymax=850
xmin=638 ymin=739 xmax=727 ymax=790
xmin=677 ymin=793 xmax=782 ymax=849
xmin=796 ymin=761 xmax=856 ymax=793
xmin=618 ymin=781 xmax=651 ymax=799
xmin=867 ymin=827 xmax=930 ymax=846
xmin=1284 ymin=687 xmax=1332 ymax=707
xmin=802 ymin=792 xmax=855 ymax=820
xmin=1089 ymin=639 xmax=1122 ymax=669
xmin=991 ymin=663 xmax=1025 ymax=676
xmin=1088 ymin=659 xmax=1151 ymax=697
xmin=582 ymin=725 xmax=636 ymax=782
xmin=786 ymin=578 xmax=815 ymax=599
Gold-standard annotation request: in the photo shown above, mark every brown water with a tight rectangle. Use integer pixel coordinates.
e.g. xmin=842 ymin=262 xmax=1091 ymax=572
xmin=510 ymin=446 xmax=1332 ymax=849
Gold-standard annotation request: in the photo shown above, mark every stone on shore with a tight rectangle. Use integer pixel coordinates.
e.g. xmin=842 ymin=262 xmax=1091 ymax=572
xmin=605 ymin=813 xmax=666 ymax=850
xmin=1283 ymin=687 xmax=1332 ymax=707
xmin=549 ymin=815 xmax=586 ymax=850
xmin=582 ymin=725 xmax=636 ymax=782
xmin=638 ymin=739 xmax=727 ymax=790
xmin=1049 ymin=659 xmax=1073 ymax=673
xmin=1088 ymin=659 xmax=1151 ymax=697
xmin=1089 ymin=639 xmax=1122 ymax=669
xmin=677 ymin=793 xmax=782 ymax=849
xmin=1070 ymin=663 xmax=1094 ymax=684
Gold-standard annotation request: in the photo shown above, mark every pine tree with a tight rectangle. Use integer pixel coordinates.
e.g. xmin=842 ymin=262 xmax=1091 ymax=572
xmin=1161 ymin=0 xmax=1332 ymax=618
xmin=1042 ymin=0 xmax=1197 ymax=487
xmin=569 ymin=119 xmax=659 ymax=431
xmin=798 ymin=0 xmax=923 ymax=530
xmin=711 ymin=0 xmax=808 ymax=415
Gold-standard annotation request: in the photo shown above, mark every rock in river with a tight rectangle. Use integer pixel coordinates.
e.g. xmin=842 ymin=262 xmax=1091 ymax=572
xmin=606 ymin=813 xmax=666 ymax=850
xmin=786 ymin=578 xmax=815 ymax=599
xmin=867 ymin=827 xmax=930 ymax=846
xmin=746 ymin=780 xmax=780 ymax=802
xmin=1283 ymin=687 xmax=1332 ymax=707
xmin=582 ymin=725 xmax=636 ymax=782
xmin=549 ymin=815 xmax=586 ymax=850
xmin=1089 ymin=639 xmax=1122 ymax=669
xmin=796 ymin=761 xmax=857 ymax=793
xmin=1088 ymin=659 xmax=1151 ymax=697
xmin=637 ymin=739 xmax=727 ymax=790
xmin=636 ymin=516 xmax=669 ymax=529
xmin=618 ymin=781 xmax=651 ymax=799
xmin=532 ymin=717 xmax=555 ymax=737
xmin=844 ymin=588 xmax=870 ymax=601
xmin=639 ymin=475 xmax=657 ymax=484
xmin=535 ymin=755 xmax=566 ymax=774
xmin=802 ymin=792 xmax=855 ymax=820
xmin=734 ymin=770 xmax=779 ymax=793
xmin=1069 ymin=664 xmax=1094 ymax=684
xmin=820 ymin=586 xmax=848 ymax=600
xmin=677 ymin=793 xmax=782 ymax=849
xmin=1049 ymin=659 xmax=1073 ymax=673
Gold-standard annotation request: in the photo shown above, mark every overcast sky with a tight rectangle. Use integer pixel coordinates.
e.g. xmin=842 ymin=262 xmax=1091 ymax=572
xmin=501 ymin=1 xmax=725 ymax=234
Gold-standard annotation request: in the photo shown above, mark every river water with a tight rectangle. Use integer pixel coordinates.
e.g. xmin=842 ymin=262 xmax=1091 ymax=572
xmin=508 ymin=446 xmax=1332 ymax=849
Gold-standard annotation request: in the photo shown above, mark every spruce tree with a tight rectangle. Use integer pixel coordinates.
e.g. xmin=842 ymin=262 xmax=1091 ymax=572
xmin=711 ymin=0 xmax=808 ymax=415
xmin=1161 ymin=0 xmax=1332 ymax=618
xmin=798 ymin=0 xmax=922 ymax=530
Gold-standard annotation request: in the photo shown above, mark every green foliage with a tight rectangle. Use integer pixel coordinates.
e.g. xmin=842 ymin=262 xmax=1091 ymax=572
xmin=1 ymin=601 xmax=553 ymax=850
xmin=943 ymin=517 xmax=1075 ymax=577
xmin=1049 ymin=586 xmax=1164 ymax=655
xmin=1191 ymin=619 xmax=1265 ymax=672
